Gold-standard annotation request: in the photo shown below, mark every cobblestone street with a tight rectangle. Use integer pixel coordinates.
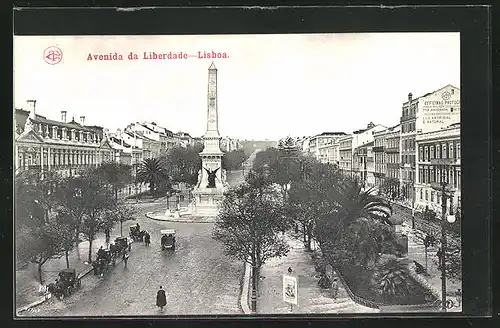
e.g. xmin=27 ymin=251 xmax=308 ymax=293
xmin=19 ymin=202 xmax=244 ymax=316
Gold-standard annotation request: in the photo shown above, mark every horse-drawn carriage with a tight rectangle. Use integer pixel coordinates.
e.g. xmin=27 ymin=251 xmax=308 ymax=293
xmin=47 ymin=268 xmax=81 ymax=300
xmin=110 ymin=236 xmax=132 ymax=255
xmin=129 ymin=224 xmax=146 ymax=242
xmin=93 ymin=248 xmax=115 ymax=275
xmin=161 ymin=229 xmax=176 ymax=251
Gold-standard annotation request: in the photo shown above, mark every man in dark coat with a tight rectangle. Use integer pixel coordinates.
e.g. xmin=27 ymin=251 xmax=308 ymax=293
xmin=156 ymin=286 xmax=167 ymax=311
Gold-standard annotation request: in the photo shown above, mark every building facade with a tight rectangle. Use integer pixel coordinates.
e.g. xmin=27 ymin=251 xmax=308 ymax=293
xmin=353 ymin=141 xmax=375 ymax=188
xmin=399 ymin=85 xmax=460 ymax=202
xmin=220 ymin=136 xmax=242 ymax=152
xmin=338 ymin=122 xmax=386 ymax=177
xmin=338 ymin=135 xmax=353 ymax=173
xmin=15 ymin=102 xmax=113 ymax=178
xmin=385 ymin=124 xmax=401 ymax=181
xmin=414 ymin=123 xmax=461 ymax=216
xmin=372 ymin=129 xmax=388 ymax=188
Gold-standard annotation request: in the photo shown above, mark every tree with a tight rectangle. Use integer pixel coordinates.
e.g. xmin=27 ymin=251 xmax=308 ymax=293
xmin=109 ymin=200 xmax=137 ymax=236
xmin=54 ymin=174 xmax=92 ymax=250
xmin=222 ymin=149 xmax=247 ymax=171
xmin=96 ymin=162 xmax=133 ymax=200
xmin=193 ymin=141 xmax=204 ymax=154
xmin=15 ymin=169 xmax=62 ymax=224
xmin=336 ymin=179 xmax=393 ymax=229
xmin=15 ymin=170 xmax=62 ymax=270
xmin=53 ymin=209 xmax=79 ymax=268
xmin=77 ymin=171 xmax=117 ymax=263
xmin=381 ymin=177 xmax=401 ymax=201
xmin=374 ymin=254 xmax=412 ymax=301
xmin=164 ymin=146 xmax=202 ymax=187
xmin=29 ymin=225 xmax=64 ymax=284
xmin=137 ymin=158 xmax=168 ymax=194
xmin=213 ymin=182 xmax=290 ymax=284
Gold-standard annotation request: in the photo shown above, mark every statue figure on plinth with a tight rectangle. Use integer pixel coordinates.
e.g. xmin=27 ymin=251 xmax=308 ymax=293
xmin=204 ymin=167 xmax=220 ymax=188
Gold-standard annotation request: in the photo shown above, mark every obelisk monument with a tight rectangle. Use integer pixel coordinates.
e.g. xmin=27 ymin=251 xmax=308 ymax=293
xmin=192 ymin=62 xmax=228 ymax=218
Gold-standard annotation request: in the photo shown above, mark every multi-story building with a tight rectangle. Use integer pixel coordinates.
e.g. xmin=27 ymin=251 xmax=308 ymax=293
xmin=141 ymin=122 xmax=177 ymax=153
xmin=220 ymin=136 xmax=242 ymax=152
xmin=14 ymin=101 xmax=113 ymax=178
xmin=372 ymin=129 xmax=388 ymax=188
xmin=399 ymin=85 xmax=460 ymax=202
xmin=385 ymin=124 xmax=401 ymax=181
xmin=338 ymin=122 xmax=386 ymax=176
xmin=338 ymin=134 xmax=353 ymax=172
xmin=414 ymin=123 xmax=461 ymax=216
xmin=318 ymin=139 xmax=341 ymax=165
xmin=124 ymin=122 xmax=162 ymax=158
xmin=353 ymin=141 xmax=375 ymax=188
xmin=175 ymin=132 xmax=194 ymax=147
xmin=307 ymin=132 xmax=347 ymax=161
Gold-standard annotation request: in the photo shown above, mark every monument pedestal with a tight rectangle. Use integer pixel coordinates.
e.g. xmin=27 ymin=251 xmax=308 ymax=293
xmin=191 ymin=186 xmax=226 ymax=217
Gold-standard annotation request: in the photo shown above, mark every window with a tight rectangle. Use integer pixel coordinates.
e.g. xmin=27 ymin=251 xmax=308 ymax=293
xmin=442 ymin=144 xmax=447 ymax=159
xmin=457 ymin=143 xmax=461 ymax=158
xmin=424 ymin=146 xmax=429 ymax=161
xmin=419 ymin=167 xmax=423 ymax=183
xmin=425 ymin=190 xmax=429 ymax=201
xmin=449 ymin=142 xmax=454 ymax=158
xmin=431 ymin=191 xmax=434 ymax=202
xmin=436 ymin=144 xmax=441 ymax=158
xmin=419 ymin=146 xmax=424 ymax=161
xmin=451 ymin=89 xmax=454 ymax=95
xmin=420 ymin=189 xmax=423 ymax=200
xmin=430 ymin=145 xmax=435 ymax=159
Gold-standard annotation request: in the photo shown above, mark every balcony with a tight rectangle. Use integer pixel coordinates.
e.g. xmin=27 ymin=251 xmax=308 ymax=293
xmin=430 ymin=158 xmax=458 ymax=165
xmin=373 ymin=172 xmax=386 ymax=178
xmin=372 ymin=146 xmax=384 ymax=152
xmin=385 ymin=147 xmax=399 ymax=153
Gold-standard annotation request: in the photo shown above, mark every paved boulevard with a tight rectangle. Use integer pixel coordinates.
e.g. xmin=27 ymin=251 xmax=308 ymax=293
xmin=25 ymin=171 xmax=247 ymax=316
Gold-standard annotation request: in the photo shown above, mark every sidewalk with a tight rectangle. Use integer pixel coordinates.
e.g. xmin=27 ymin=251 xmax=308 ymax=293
xmin=15 ymin=232 xmax=116 ymax=311
xmin=256 ymin=235 xmax=379 ymax=314
xmin=406 ymin=228 xmax=462 ymax=311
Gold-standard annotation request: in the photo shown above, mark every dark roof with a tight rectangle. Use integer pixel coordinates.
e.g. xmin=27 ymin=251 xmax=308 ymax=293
xmin=110 ymin=136 xmax=132 ymax=148
xmin=16 ymin=109 xmax=102 ymax=133
xmin=141 ymin=124 xmax=157 ymax=133
xmin=31 ymin=117 xmax=98 ymax=133
xmin=353 ymin=128 xmax=367 ymax=135
xmin=319 ymin=132 xmax=347 ymax=136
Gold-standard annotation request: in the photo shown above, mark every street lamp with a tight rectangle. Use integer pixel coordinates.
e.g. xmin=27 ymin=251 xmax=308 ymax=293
xmin=432 ymin=180 xmax=455 ymax=312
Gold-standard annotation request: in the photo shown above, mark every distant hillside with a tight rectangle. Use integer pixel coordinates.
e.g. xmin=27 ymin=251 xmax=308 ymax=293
xmin=240 ymin=140 xmax=277 ymax=157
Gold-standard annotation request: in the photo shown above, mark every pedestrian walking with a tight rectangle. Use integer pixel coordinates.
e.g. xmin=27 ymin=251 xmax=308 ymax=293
xmin=123 ymin=251 xmax=129 ymax=268
xmin=331 ymin=278 xmax=339 ymax=299
xmin=156 ymin=286 xmax=167 ymax=311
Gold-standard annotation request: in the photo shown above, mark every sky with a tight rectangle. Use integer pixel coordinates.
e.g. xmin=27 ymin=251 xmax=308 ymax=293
xmin=13 ymin=33 xmax=460 ymax=141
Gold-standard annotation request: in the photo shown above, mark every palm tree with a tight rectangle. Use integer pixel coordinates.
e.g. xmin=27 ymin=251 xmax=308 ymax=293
xmin=375 ymin=254 xmax=412 ymax=301
xmin=337 ymin=178 xmax=393 ymax=228
xmin=137 ymin=158 xmax=167 ymax=194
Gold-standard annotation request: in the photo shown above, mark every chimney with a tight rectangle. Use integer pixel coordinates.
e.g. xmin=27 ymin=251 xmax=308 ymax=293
xmin=408 ymin=93 xmax=413 ymax=101
xmin=61 ymin=111 xmax=67 ymax=123
xmin=26 ymin=100 xmax=36 ymax=119
xmin=80 ymin=116 xmax=85 ymax=126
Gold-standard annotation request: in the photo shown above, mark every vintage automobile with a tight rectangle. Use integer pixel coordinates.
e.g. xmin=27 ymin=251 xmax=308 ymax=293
xmin=47 ymin=268 xmax=81 ymax=300
xmin=129 ymin=224 xmax=145 ymax=242
xmin=160 ymin=229 xmax=176 ymax=251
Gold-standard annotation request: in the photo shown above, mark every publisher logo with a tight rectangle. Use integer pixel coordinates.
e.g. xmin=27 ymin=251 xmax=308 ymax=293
xmin=44 ymin=46 xmax=63 ymax=65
